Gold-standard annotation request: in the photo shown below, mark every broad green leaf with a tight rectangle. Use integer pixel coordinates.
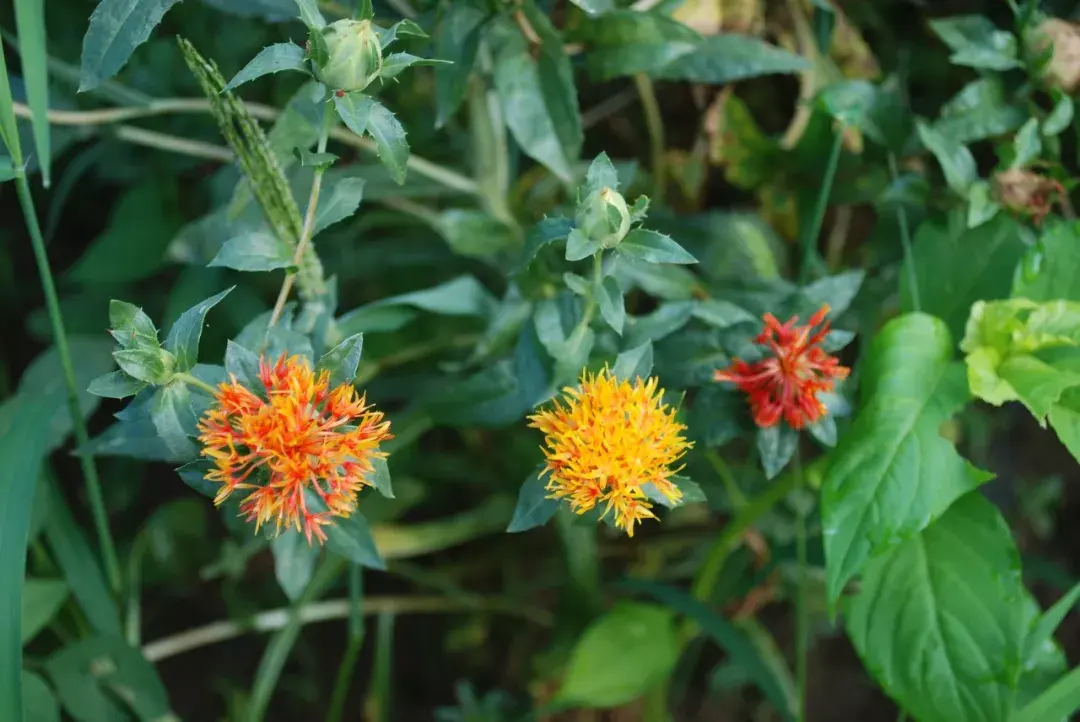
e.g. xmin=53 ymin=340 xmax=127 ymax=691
xmin=337 ymin=275 xmax=496 ymax=334
xmin=798 ymin=270 xmax=864 ymax=318
xmin=518 ymin=216 xmax=573 ymax=271
xmin=175 ymin=459 xmax=216 ymax=498
xmin=314 ymin=177 xmax=365 ymax=233
xmin=79 ymin=0 xmax=183 ymax=91
xmin=966 ymin=180 xmax=1000 ymax=229
xmin=1013 ymin=221 xmax=1080 ymax=302
xmin=597 ymin=276 xmax=625 ymax=334
xmin=150 ymin=383 xmax=199 ymax=460
xmin=822 ymin=314 xmax=992 ymax=604
xmin=1022 ymin=579 xmax=1080 ymax=668
xmin=625 ymin=301 xmax=696 ymax=348
xmin=514 ymin=320 xmax=552 ymax=411
xmin=612 ymin=342 xmax=654 ymax=382
xmin=556 ymin=602 xmax=679 ymax=708
xmin=113 ymin=348 xmax=171 ymax=384
xmin=570 ymin=10 xmax=700 ymax=79
xmin=201 ymin=0 xmax=296 ymax=20
xmin=376 ymin=19 xmax=427 ymax=50
xmin=21 ymin=578 xmax=68 ymax=645
xmin=368 ymin=457 xmax=393 ymax=499
xmin=916 ymin=119 xmax=977 ymax=195
xmin=693 ymin=299 xmax=756 ymax=329
xmin=314 ymin=495 xmax=385 ymax=570
xmin=15 ymin=340 xmax=114 ymax=447
xmin=224 ymin=41 xmax=307 ymax=90
xmin=566 ymin=228 xmax=601 ymax=262
xmin=87 ymin=370 xmax=145 ymax=399
xmin=655 ymin=34 xmax=810 ymax=84
xmin=14 ymin=0 xmax=50 ymax=185
xmin=271 ymin=531 xmax=318 ymax=602
xmin=490 ymin=12 xmax=582 ymax=183
xmin=365 ymin=101 xmax=410 ymax=184
xmin=846 ymin=493 xmax=1027 ymax=722
xmin=434 ymin=0 xmax=487 ymax=126
xmin=935 ymin=77 xmax=1026 ymax=145
xmin=293 ymin=0 xmax=325 ymax=28
xmin=0 ymin=155 xmax=15 ymax=182
xmin=585 ymin=152 xmax=620 ymax=194
xmin=1049 ymin=388 xmax=1080 ymax=464
xmin=554 ymin=325 xmax=595 ymax=387
xmin=225 ymin=339 xmax=261 ymax=390
xmin=756 ymin=424 xmax=797 ymax=480
xmin=333 ymin=92 xmax=375 ymax=137
xmin=164 ymin=287 xmax=233 ymax=372
xmin=616 ymin=229 xmax=697 ymax=265
xmin=1044 ymin=93 xmax=1074 ymax=136
xmin=209 ymin=232 xmax=295 ymax=272
xmin=316 ymin=333 xmax=364 ymax=387
xmin=437 ymin=209 xmax=517 ymax=259
xmin=22 ymin=671 xmax=59 ymax=722
xmin=901 ymin=215 xmax=1026 ymax=341
xmin=930 ymin=15 xmax=1020 ymax=71
xmin=1012 ymin=118 xmax=1042 ymax=169
xmin=507 ymin=466 xmax=558 ymax=533
xmin=380 ymin=53 xmax=450 ymax=81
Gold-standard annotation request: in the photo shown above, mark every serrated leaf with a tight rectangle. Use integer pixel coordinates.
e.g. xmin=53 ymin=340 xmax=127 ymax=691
xmin=314 ymin=177 xmax=365 ymax=233
xmin=566 ymin=228 xmax=601 ymax=261
xmin=164 ymin=287 xmax=233 ymax=372
xmin=113 ymin=348 xmax=170 ymax=384
xmin=87 ymin=370 xmax=145 ymax=399
xmin=295 ymin=147 xmax=338 ymax=169
xmin=597 ymin=276 xmax=625 ymax=334
xmin=224 ymin=42 xmax=307 ymax=90
xmin=507 ymin=466 xmax=558 ymax=532
xmin=585 ymin=152 xmax=620 ymax=194
xmin=109 ymin=300 xmax=159 ymax=350
xmin=271 ymin=531 xmax=318 ymax=601
xmin=307 ymin=25 xmax=329 ymax=67
xmin=628 ymin=196 xmax=649 ymax=225
xmin=380 ymin=52 xmax=451 ymax=81
xmin=518 ymin=216 xmax=573 ymax=271
xmin=616 ymin=228 xmax=697 ymax=265
xmin=930 ymin=15 xmax=1019 ymax=71
xmin=377 ymin=18 xmax=427 ymax=50
xmin=79 ymin=0 xmax=183 ymax=91
xmin=365 ymin=101 xmax=410 ymax=184
xmin=210 ymin=232 xmax=295 ymax=272
xmin=294 ymin=0 xmax=325 ymax=28
xmin=316 ymin=333 xmax=364 ymax=387
xmin=822 ymin=314 xmax=992 ymax=605
xmin=333 ymin=91 xmax=375 ymax=137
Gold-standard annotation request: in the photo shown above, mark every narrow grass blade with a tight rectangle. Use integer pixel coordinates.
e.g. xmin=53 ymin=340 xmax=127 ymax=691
xmin=13 ymin=0 xmax=50 ymax=185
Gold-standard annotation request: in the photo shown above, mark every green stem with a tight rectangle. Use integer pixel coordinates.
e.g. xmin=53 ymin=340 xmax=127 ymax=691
xmin=175 ymin=372 xmax=218 ymax=397
xmin=705 ymin=450 xmax=745 ymax=510
xmin=579 ymin=251 xmax=604 ymax=328
xmin=794 ymin=456 xmax=808 ymax=722
xmin=888 ymin=153 xmax=921 ymax=312
xmin=634 ymin=73 xmax=666 ymax=203
xmin=325 ymin=565 xmax=364 ymax=722
xmin=799 ymin=124 xmax=845 ymax=284
xmin=367 ymin=612 xmax=396 ymax=722
xmin=14 ymin=171 xmax=121 ymax=595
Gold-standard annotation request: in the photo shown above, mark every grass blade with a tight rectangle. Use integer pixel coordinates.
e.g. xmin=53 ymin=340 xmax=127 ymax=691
xmin=13 ymin=0 xmax=50 ymax=185
xmin=1014 ymin=663 xmax=1080 ymax=722
xmin=0 ymin=24 xmax=24 ymax=162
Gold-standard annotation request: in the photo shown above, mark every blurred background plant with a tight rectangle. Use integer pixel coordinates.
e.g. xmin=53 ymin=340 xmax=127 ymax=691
xmin=6 ymin=1 xmax=1080 ymax=721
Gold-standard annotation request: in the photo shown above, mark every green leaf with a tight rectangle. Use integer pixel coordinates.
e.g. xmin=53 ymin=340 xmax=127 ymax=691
xmin=556 ymin=602 xmax=679 ymax=708
xmin=1012 ymin=117 xmax=1042 ymax=169
xmin=597 ymin=276 xmax=625 ymax=335
xmin=377 ymin=19 xmax=427 ymax=50
xmin=518 ymin=216 xmax=573 ymax=271
xmin=368 ymin=457 xmax=393 ymax=499
xmin=655 ymin=34 xmax=810 ymax=84
xmin=365 ymin=100 xmax=410 ymax=184
xmin=490 ymin=11 xmax=582 ymax=183
xmin=14 ymin=0 xmax=50 ymax=184
xmin=569 ymin=0 xmax=614 ymax=14
xmin=901 ymin=215 xmax=1027 ymax=341
xmin=757 ymin=424 xmax=798 ymax=480
xmin=434 ymin=1 xmax=487 ymax=126
xmin=113 ymin=348 xmax=171 ymax=384
xmin=209 ymin=231 xmax=295 ymax=272
xmin=316 ymin=333 xmax=364 ymax=388
xmin=271 ymin=531 xmax=318 ymax=602
xmin=1022 ymin=579 xmax=1080 ymax=669
xmin=333 ymin=92 xmax=375 ymax=137
xmin=1049 ymin=389 xmax=1080 ymax=464
xmin=916 ymin=120 xmax=978 ymax=195
xmin=164 ymin=287 xmax=233 ymax=372
xmin=934 ymin=77 xmax=1026 ymax=145
xmin=616 ymin=229 xmax=697 ymax=265
xmin=693 ymin=299 xmax=756 ymax=329
xmin=21 ymin=671 xmax=59 ymax=722
xmin=338 ymin=275 xmax=496 ymax=333
xmin=314 ymin=176 xmax=365 ymax=233
xmin=437 ymin=209 xmax=518 ymax=259
xmin=966 ymin=180 xmax=1000 ymax=229
xmin=293 ymin=0 xmax=326 ymax=28
xmin=585 ymin=152 xmax=620 ymax=194
xmin=87 ymin=370 xmax=145 ymax=399
xmin=224 ymin=340 xmax=261 ymax=391
xmin=612 ymin=342 xmax=654 ymax=382
xmin=1014 ymin=664 xmax=1080 ymax=722
xmin=1013 ymin=221 xmax=1080 ymax=302
xmin=798 ymin=269 xmax=865 ymax=318
xmin=507 ymin=466 xmax=558 ymax=533
xmin=625 ymin=302 xmax=696 ymax=348
xmin=930 ymin=15 xmax=1020 ymax=71
xmin=46 ymin=636 xmax=173 ymax=721
xmin=314 ymin=495 xmax=385 ymax=570
xmin=566 ymin=228 xmax=601 ymax=262
xmin=150 ymin=383 xmax=199 ymax=460
xmin=846 ymin=493 xmax=1026 ymax=722
xmin=822 ymin=313 xmax=992 ymax=604
xmin=109 ymin=301 xmax=159 ymax=350
xmin=380 ymin=53 xmax=450 ymax=81
xmin=79 ymin=0 xmax=184 ymax=91
xmin=295 ymin=147 xmax=338 ymax=169
xmin=175 ymin=459 xmax=216 ymax=498
xmin=0 ymin=155 xmax=15 ymax=182
xmin=21 ymin=578 xmax=68 ymax=645
xmin=1044 ymin=94 xmax=1074 ymax=137
xmin=224 ymin=42 xmax=307 ymax=90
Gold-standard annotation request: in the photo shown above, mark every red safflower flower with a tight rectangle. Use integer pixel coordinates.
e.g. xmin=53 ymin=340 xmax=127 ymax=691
xmin=714 ymin=305 xmax=850 ymax=430
xmin=197 ymin=354 xmax=392 ymax=543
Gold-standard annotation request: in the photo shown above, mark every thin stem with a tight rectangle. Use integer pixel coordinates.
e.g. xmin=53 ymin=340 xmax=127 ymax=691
xmin=794 ymin=455 xmax=808 ymax=722
xmin=634 ymin=74 xmax=666 ymax=203
xmin=269 ymin=114 xmax=332 ymax=328
xmin=113 ymin=125 xmax=232 ymax=161
xmin=14 ymin=171 xmax=121 ymax=594
xmin=325 ymin=566 xmax=364 ymax=722
xmin=888 ymin=153 xmax=921 ymax=312
xmin=367 ymin=612 xmax=395 ymax=722
xmin=705 ymin=450 xmax=746 ymax=510
xmin=125 ymin=537 xmax=146 ymax=647
xmin=175 ymin=372 xmax=219 ymax=397
xmin=799 ymin=123 xmax=845 ymax=284
xmin=378 ymin=196 xmax=442 ymax=226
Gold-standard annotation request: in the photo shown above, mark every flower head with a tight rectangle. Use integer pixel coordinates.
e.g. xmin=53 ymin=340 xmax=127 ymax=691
xmin=528 ymin=368 xmax=692 ymax=536
xmin=197 ymin=354 xmax=392 ymax=543
xmin=714 ymin=305 xmax=849 ymax=430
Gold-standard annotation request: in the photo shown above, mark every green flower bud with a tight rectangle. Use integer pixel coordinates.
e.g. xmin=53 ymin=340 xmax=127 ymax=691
xmin=313 ymin=19 xmax=384 ymax=93
xmin=575 ymin=187 xmax=631 ymax=248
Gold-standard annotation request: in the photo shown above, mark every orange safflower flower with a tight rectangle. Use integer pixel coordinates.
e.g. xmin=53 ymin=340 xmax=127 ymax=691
xmin=528 ymin=368 xmax=692 ymax=536
xmin=714 ymin=305 xmax=849 ymax=430
xmin=197 ymin=353 xmax=392 ymax=543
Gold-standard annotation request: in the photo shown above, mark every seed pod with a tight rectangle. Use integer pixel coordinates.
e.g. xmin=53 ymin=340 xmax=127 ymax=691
xmin=313 ymin=19 xmax=384 ymax=93
xmin=576 ymin=187 xmax=631 ymax=248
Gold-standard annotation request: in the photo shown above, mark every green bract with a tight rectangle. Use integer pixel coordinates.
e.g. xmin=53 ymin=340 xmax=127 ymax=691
xmin=575 ymin=187 xmax=631 ymax=248
xmin=313 ymin=19 xmax=383 ymax=93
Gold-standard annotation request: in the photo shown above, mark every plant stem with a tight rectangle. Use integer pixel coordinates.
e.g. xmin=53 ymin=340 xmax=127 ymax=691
xmin=113 ymin=125 xmax=232 ymax=161
xmin=269 ymin=114 xmax=331 ymax=328
xmin=799 ymin=123 xmax=845 ymax=284
xmin=175 ymin=372 xmax=219 ymax=397
xmin=367 ymin=612 xmax=395 ymax=722
xmin=466 ymin=63 xmax=518 ymax=235
xmin=888 ymin=153 xmax=921 ymax=312
xmin=14 ymin=171 xmax=121 ymax=595
xmin=325 ymin=565 xmax=364 ymax=722
xmin=794 ymin=455 xmax=808 ymax=722
xmin=634 ymin=74 xmax=666 ymax=203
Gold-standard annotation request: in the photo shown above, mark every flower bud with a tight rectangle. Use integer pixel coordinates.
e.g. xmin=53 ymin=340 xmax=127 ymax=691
xmin=576 ymin=187 xmax=631 ymax=248
xmin=313 ymin=19 xmax=384 ymax=93
xmin=991 ymin=168 xmax=1061 ymax=224
xmin=1032 ymin=19 xmax=1080 ymax=94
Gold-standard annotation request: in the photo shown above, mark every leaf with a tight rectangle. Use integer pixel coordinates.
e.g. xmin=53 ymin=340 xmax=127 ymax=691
xmin=21 ymin=578 xmax=69 ymax=644
xmin=566 ymin=228 xmax=601 ymax=262
xmin=295 ymin=147 xmax=338 ymax=169
xmin=333 ymin=92 xmax=375 ymax=137
xmin=934 ymin=77 xmax=1026 ymax=145
xmin=87 ymin=370 xmax=145 ymax=399
xmin=585 ymin=152 xmax=620 ymax=194
xmin=113 ymin=348 xmax=170 ymax=384
xmin=365 ymin=100 xmax=410 ymax=184
xmin=798 ymin=270 xmax=865 ymax=318
xmin=930 ymin=15 xmax=1020 ymax=71
xmin=164 ymin=287 xmax=233 ymax=372
xmin=22 ymin=671 xmax=59 ymax=722
xmin=556 ymin=602 xmax=679 ymax=708
xmin=271 ymin=531 xmax=318 ymax=602
xmin=518 ymin=216 xmax=573 ymax=271
xmin=1014 ymin=664 xmax=1080 ymax=722
xmin=79 ymin=0 xmax=183 ymax=91
xmin=150 ymin=383 xmax=199 ymax=460
xmin=209 ymin=231 xmax=295 ymax=272
xmin=1044 ymin=94 xmax=1074 ymax=137
xmin=916 ymin=120 xmax=978 ymax=195
xmin=14 ymin=0 xmax=50 ymax=184
xmin=514 ymin=320 xmax=552 ymax=411
xmin=0 ymin=155 xmax=15 ymax=182
xmin=1022 ymin=579 xmax=1080 ymax=669
xmin=293 ymin=0 xmax=325 ymax=28
xmin=313 ymin=494 xmax=385 ymax=570
xmin=654 ymin=34 xmax=810 ymax=83
xmin=616 ymin=229 xmax=697 ymax=265
xmin=314 ymin=177 xmax=365 ymax=233
xmin=434 ymin=0 xmax=487 ymax=126
xmin=316 ymin=333 xmax=364 ymax=388
xmin=821 ymin=314 xmax=992 ymax=605
xmin=1014 ymin=221 xmax=1080 ymax=302
xmin=569 ymin=0 xmax=614 ymax=14
xmin=224 ymin=42 xmax=307 ymax=90
xmin=490 ymin=12 xmax=582 ymax=183
xmin=693 ymin=299 xmax=756 ymax=329
xmin=846 ymin=493 xmax=1027 ymax=722
xmin=368 ymin=457 xmax=393 ymax=499
xmin=1012 ymin=118 xmax=1042 ymax=169
xmin=338 ymin=276 xmax=496 ymax=333
xmin=380 ymin=53 xmax=450 ymax=81
xmin=507 ymin=466 xmax=558 ymax=533
xmin=437 ymin=209 xmax=518 ymax=259
xmin=901 ymin=215 xmax=1027 ymax=341
xmin=376 ymin=19 xmax=427 ymax=49
xmin=756 ymin=424 xmax=798 ymax=480
xmin=597 ymin=276 xmax=626 ymax=335
xmin=625 ymin=302 xmax=696 ymax=348
xmin=612 ymin=342 xmax=654 ymax=382
xmin=175 ymin=459 xmax=216 ymax=498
